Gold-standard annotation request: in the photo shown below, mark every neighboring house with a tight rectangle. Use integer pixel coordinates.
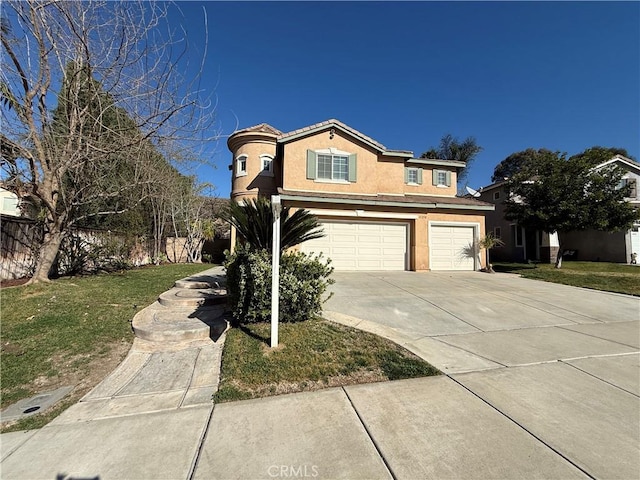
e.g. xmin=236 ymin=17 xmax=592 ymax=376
xmin=228 ymin=119 xmax=494 ymax=271
xmin=479 ymin=154 xmax=640 ymax=264
xmin=0 ymin=187 xmax=21 ymax=217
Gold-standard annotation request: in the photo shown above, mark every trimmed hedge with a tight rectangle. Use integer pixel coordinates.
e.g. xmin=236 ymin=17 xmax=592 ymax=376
xmin=224 ymin=245 xmax=334 ymax=325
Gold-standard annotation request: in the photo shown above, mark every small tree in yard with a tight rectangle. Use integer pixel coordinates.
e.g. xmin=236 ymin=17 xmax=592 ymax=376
xmin=169 ymin=179 xmax=216 ymax=263
xmin=479 ymin=234 xmax=505 ymax=273
xmin=502 ymin=148 xmax=639 ymax=268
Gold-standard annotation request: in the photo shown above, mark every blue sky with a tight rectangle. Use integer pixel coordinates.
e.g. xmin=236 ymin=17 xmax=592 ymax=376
xmin=174 ymin=1 xmax=639 ymax=197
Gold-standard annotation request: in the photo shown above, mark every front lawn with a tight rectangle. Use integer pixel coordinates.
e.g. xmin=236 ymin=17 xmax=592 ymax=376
xmin=493 ymin=261 xmax=640 ymax=296
xmin=1 ymin=263 xmax=211 ymax=432
xmin=214 ymin=319 xmax=440 ymax=403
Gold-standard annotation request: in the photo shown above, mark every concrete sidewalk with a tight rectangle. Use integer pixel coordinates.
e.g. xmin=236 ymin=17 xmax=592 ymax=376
xmin=1 ymin=270 xmax=639 ymax=479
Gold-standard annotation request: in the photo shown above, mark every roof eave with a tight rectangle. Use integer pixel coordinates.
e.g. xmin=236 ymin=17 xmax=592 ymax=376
xmin=278 ymin=122 xmax=385 ymax=152
xmin=407 ymin=158 xmax=467 ymax=168
xmin=279 ymin=193 xmax=495 ymax=211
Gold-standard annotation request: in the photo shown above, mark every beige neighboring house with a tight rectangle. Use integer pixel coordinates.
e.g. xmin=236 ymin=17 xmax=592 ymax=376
xmin=0 ymin=187 xmax=21 ymax=216
xmin=227 ymin=119 xmax=494 ymax=271
xmin=479 ymin=154 xmax=640 ymax=264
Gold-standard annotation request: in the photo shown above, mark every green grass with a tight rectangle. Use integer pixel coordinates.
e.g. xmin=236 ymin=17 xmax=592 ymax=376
xmin=493 ymin=261 xmax=640 ymax=296
xmin=214 ymin=319 xmax=440 ymax=403
xmin=1 ymin=264 xmax=211 ymax=431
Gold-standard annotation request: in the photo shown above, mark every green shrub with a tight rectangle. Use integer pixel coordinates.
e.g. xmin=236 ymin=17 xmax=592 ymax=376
xmin=224 ymin=245 xmax=334 ymax=325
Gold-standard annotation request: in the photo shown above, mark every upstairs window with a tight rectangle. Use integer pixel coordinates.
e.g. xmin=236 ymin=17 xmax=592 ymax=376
xmin=306 ymin=149 xmax=357 ymax=182
xmin=432 ymin=169 xmax=452 ymax=187
xmin=618 ymin=178 xmax=637 ymax=198
xmin=236 ymin=154 xmax=247 ymax=177
xmin=405 ymin=167 xmax=423 ymax=185
xmin=260 ymin=154 xmax=273 ymax=176
xmin=318 ymin=154 xmax=348 ymax=181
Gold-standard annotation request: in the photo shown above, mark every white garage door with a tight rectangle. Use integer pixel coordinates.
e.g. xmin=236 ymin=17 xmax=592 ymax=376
xmin=631 ymin=227 xmax=640 ymax=258
xmin=300 ymin=221 xmax=407 ymax=271
xmin=430 ymin=225 xmax=476 ymax=271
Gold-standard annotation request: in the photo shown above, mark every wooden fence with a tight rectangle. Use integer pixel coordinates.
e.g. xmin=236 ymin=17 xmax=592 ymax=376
xmin=1 ymin=215 xmax=42 ymax=280
xmin=0 ymin=215 xmax=154 ymax=280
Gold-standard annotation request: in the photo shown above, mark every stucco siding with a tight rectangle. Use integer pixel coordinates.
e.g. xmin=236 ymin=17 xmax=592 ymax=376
xmin=280 ymin=129 xmax=458 ymax=196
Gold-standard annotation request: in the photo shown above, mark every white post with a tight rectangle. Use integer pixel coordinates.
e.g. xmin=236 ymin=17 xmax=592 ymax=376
xmin=271 ymin=195 xmax=282 ymax=348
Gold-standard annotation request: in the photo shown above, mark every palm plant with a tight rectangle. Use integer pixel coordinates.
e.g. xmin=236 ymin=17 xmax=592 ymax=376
xmin=224 ymin=197 xmax=325 ymax=252
xmin=479 ymin=233 xmax=505 ymax=273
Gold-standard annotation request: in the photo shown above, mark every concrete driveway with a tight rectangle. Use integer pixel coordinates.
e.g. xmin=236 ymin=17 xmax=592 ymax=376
xmin=2 ymin=270 xmax=638 ymax=479
xmin=323 ymin=271 xmax=640 ymax=479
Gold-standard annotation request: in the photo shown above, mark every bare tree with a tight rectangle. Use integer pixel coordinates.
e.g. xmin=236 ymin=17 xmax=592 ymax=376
xmin=168 ymin=179 xmax=215 ymax=263
xmin=1 ymin=0 xmax=216 ymax=282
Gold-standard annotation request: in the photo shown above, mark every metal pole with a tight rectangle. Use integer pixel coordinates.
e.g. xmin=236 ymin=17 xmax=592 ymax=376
xmin=271 ymin=195 xmax=281 ymax=348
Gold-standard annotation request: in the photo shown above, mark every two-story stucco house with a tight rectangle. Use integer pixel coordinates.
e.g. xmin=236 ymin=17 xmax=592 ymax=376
xmin=228 ymin=119 xmax=494 ymax=271
xmin=479 ymin=154 xmax=640 ymax=264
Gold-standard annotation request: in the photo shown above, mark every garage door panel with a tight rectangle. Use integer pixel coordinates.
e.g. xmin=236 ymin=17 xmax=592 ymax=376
xmin=300 ymin=221 xmax=407 ymax=271
xmin=331 ymin=246 xmax=356 ymax=255
xmin=430 ymin=225 xmax=476 ymax=271
xmin=358 ymin=224 xmax=383 ymax=232
xmin=359 ymin=247 xmax=383 ymax=256
xmin=333 ymin=234 xmax=358 ymax=242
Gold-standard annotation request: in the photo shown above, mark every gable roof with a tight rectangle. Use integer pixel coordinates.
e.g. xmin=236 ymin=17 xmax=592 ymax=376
xmin=594 ymin=154 xmax=640 ymax=174
xmin=278 ymin=119 xmax=413 ymax=158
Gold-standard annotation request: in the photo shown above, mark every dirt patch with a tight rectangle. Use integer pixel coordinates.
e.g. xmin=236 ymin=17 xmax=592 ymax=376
xmin=1 ymin=342 xmax=25 ymax=356
xmin=1 ymin=339 xmax=132 ymax=431
xmin=37 ymin=341 xmax=132 ymax=396
xmin=0 ymin=277 xmax=29 ymax=288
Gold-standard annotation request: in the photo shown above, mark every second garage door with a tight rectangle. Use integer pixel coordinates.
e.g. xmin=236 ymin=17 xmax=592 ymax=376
xmin=300 ymin=221 xmax=407 ymax=270
xmin=430 ymin=225 xmax=476 ymax=271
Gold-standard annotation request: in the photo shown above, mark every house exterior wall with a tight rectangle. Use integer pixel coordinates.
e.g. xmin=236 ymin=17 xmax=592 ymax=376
xmin=227 ymin=120 xmax=491 ymax=271
xmin=281 ymin=129 xmax=458 ymax=197
xmin=283 ymin=200 xmax=487 ymax=271
xmin=229 ymin=132 xmax=279 ymax=203
xmin=478 ymin=186 xmax=526 ymax=262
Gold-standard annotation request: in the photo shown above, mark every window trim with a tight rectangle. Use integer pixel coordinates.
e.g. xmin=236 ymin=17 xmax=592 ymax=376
xmin=259 ymin=154 xmax=274 ymax=177
xmin=493 ymin=191 xmax=500 ymax=200
xmin=236 ymin=154 xmax=248 ymax=177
